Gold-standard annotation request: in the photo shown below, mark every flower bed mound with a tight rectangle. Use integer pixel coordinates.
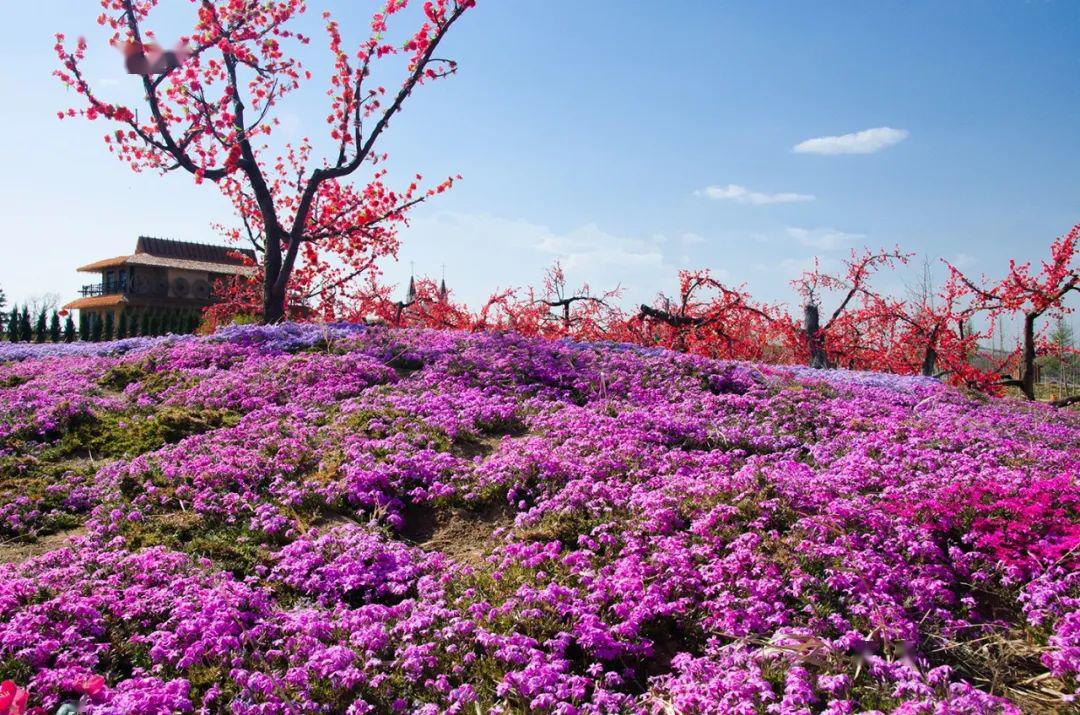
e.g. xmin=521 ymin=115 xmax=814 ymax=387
xmin=0 ymin=324 xmax=1077 ymax=714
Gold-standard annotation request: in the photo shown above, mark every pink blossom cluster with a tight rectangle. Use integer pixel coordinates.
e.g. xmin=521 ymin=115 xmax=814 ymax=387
xmin=0 ymin=325 xmax=1076 ymax=713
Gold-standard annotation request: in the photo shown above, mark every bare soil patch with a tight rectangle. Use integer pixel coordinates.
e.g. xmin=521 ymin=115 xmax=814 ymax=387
xmin=0 ymin=525 xmax=87 ymax=565
xmin=401 ymin=500 xmax=516 ymax=567
xmin=451 ymin=434 xmax=504 ymax=460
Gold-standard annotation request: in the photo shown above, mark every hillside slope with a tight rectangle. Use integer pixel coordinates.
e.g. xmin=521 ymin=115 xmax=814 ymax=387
xmin=0 ymin=325 xmax=1077 ymax=713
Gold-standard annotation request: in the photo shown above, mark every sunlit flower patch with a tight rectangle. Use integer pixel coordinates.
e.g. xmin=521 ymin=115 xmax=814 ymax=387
xmin=0 ymin=324 xmax=1076 ymax=713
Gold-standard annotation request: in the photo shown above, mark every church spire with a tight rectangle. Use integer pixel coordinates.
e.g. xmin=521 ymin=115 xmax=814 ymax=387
xmin=405 ymin=261 xmax=416 ymax=304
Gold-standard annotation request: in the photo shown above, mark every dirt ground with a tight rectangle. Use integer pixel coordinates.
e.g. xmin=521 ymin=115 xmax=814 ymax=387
xmin=0 ymin=526 xmax=87 ymax=565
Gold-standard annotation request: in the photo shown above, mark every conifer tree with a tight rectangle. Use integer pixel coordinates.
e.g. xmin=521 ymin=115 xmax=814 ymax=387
xmin=117 ymin=311 xmax=128 ymax=340
xmin=49 ymin=311 xmax=61 ymax=342
xmin=7 ymin=306 xmax=19 ymax=343
xmin=20 ymin=307 xmax=32 ymax=342
xmin=90 ymin=314 xmax=102 ymax=342
xmin=35 ymin=310 xmax=47 ymax=343
xmin=79 ymin=313 xmax=89 ymax=342
xmin=103 ymin=312 xmax=115 ymax=341
xmin=64 ymin=314 xmax=76 ymax=343
xmin=141 ymin=311 xmax=152 ymax=337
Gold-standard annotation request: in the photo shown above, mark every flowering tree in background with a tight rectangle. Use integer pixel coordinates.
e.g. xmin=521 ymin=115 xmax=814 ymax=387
xmin=884 ymin=267 xmax=986 ymax=381
xmin=56 ymin=0 xmax=474 ymax=323
xmin=466 ymin=287 xmax=541 ymax=335
xmin=793 ymin=248 xmax=909 ymax=369
xmin=527 ymin=261 xmax=623 ymax=340
xmin=634 ymin=269 xmax=786 ymax=360
xmin=47 ymin=5 xmax=1080 ymax=403
xmin=952 ymin=223 xmax=1080 ymax=401
xmin=383 ymin=275 xmax=472 ymax=329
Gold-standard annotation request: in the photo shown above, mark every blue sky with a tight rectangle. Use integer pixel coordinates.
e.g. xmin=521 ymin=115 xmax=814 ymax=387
xmin=2 ymin=1 xmax=1078 ymax=319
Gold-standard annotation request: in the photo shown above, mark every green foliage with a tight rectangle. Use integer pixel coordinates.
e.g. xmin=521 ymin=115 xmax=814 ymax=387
xmin=0 ymin=657 xmax=34 ymax=687
xmin=104 ymin=312 xmax=115 ymax=341
xmin=64 ymin=313 xmax=76 ymax=342
xmin=1038 ymin=317 xmax=1078 ymax=380
xmin=0 ymin=467 xmax=91 ymax=539
xmin=34 ymin=310 xmax=46 ymax=343
xmin=49 ymin=406 xmax=240 ymax=461
xmin=516 ymin=507 xmax=616 ymax=547
xmin=97 ymin=362 xmax=150 ymax=391
xmin=98 ymin=362 xmax=191 ymax=398
xmin=19 ymin=307 xmax=31 ymax=342
xmin=119 ymin=512 xmax=267 ymax=578
xmin=339 ymin=407 xmax=453 ymax=454
xmin=7 ymin=306 xmax=18 ymax=343
xmin=0 ymin=373 xmax=29 ymax=388
xmin=49 ymin=311 xmax=61 ymax=342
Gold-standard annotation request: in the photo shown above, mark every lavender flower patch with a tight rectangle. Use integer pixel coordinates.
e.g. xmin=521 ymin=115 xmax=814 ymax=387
xmin=0 ymin=324 xmax=1076 ymax=713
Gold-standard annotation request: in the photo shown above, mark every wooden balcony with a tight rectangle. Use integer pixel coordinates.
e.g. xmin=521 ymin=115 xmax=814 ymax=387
xmin=79 ymin=283 xmax=130 ymax=297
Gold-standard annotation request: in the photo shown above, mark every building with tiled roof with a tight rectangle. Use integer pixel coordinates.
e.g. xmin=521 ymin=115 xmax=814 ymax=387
xmin=64 ymin=237 xmax=257 ymax=335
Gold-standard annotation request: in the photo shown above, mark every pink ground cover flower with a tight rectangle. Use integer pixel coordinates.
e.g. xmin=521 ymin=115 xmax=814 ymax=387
xmin=0 ymin=324 xmax=1076 ymax=712
xmin=0 ymin=681 xmax=28 ymax=715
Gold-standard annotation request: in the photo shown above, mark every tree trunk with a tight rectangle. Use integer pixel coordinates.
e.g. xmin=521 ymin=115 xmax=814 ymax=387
xmin=264 ymin=289 xmax=286 ymax=324
xmin=1019 ymin=312 xmax=1037 ymax=400
xmin=920 ymin=344 xmax=937 ymax=377
xmin=261 ymin=222 xmax=287 ymax=324
xmin=804 ymin=304 xmax=827 ymax=369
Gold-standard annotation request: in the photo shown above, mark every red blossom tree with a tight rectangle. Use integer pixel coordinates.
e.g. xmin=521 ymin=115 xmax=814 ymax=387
xmin=469 ymin=287 xmax=544 ymax=335
xmin=529 ymin=262 xmax=622 ymax=340
xmin=634 ymin=269 xmax=786 ymax=360
xmin=56 ymin=0 xmax=474 ymax=323
xmin=381 ymin=275 xmax=473 ymax=329
xmin=951 ymin=224 xmax=1080 ymax=401
xmin=850 ymin=259 xmax=987 ymax=380
xmin=793 ymin=248 xmax=910 ymax=369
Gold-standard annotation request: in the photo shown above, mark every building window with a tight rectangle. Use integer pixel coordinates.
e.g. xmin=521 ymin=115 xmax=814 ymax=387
xmin=118 ymin=270 xmax=128 ymax=291
xmin=105 ymin=271 xmax=115 ymax=292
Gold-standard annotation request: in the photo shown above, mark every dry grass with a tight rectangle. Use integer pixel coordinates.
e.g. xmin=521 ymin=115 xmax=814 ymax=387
xmin=0 ymin=525 xmax=87 ymax=565
xmin=926 ymin=629 xmax=1073 ymax=713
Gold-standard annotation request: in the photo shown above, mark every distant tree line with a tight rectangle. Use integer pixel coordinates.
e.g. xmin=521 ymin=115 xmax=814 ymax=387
xmin=5 ymin=305 xmax=75 ymax=343
xmin=3 ymin=303 xmax=201 ymax=343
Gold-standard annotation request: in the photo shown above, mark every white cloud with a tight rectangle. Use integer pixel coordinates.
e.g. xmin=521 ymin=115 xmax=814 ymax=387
xmin=793 ymin=126 xmax=909 ymax=155
xmin=786 ymin=227 xmax=865 ymax=251
xmin=395 ymin=212 xmax=683 ymax=308
xmin=533 ymin=222 xmax=666 ymax=274
xmin=769 ymin=255 xmax=843 ymax=280
xmin=950 ymin=252 xmax=976 ymax=268
xmin=695 ymin=184 xmax=814 ymax=205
